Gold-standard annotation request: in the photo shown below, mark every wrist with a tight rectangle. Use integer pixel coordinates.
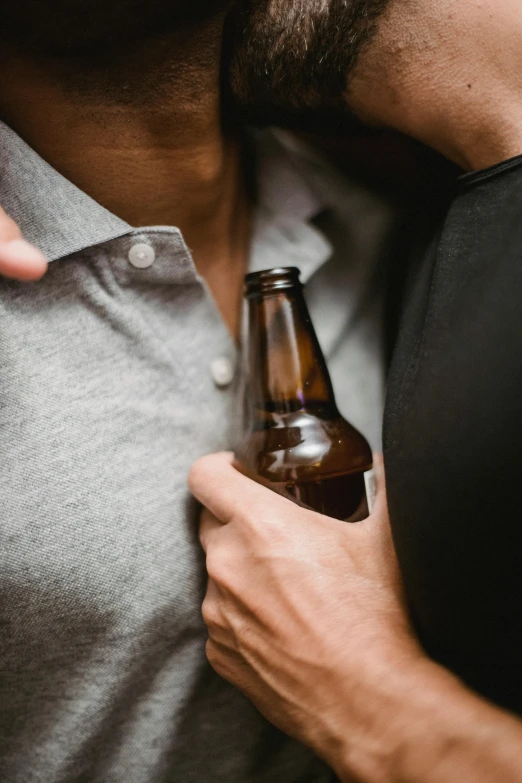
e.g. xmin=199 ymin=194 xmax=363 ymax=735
xmin=329 ymin=652 xmax=512 ymax=783
xmin=305 ymin=637 xmax=430 ymax=783
xmin=321 ymin=647 xmax=457 ymax=783
xmin=376 ymin=660 xmax=465 ymax=783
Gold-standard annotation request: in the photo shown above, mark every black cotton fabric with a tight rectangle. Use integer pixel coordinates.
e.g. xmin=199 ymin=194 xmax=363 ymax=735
xmin=384 ymin=154 xmax=522 ymax=714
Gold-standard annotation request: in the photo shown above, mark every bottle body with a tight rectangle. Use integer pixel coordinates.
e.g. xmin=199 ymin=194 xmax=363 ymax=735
xmin=237 ymin=404 xmax=374 ymax=521
xmin=236 ymin=268 xmax=374 ymax=522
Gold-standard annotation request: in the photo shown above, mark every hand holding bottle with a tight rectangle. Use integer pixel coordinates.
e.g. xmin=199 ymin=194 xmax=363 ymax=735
xmin=189 ymin=451 xmax=424 ymax=783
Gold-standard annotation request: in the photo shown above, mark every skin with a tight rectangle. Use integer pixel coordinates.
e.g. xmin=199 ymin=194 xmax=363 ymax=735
xmin=347 ymin=0 xmax=522 ymax=171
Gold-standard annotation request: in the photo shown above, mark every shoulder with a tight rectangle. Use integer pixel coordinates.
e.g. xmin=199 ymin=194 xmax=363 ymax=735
xmin=442 ymin=154 xmax=522 ymax=257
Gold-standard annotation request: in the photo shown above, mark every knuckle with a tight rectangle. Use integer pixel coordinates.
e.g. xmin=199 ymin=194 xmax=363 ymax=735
xmin=189 ymin=452 xmax=228 ymax=492
xmin=187 ymin=457 xmax=210 ymax=492
xmin=242 ymin=507 xmax=285 ymax=546
xmin=205 ymin=545 xmax=231 ymax=585
xmin=205 ymin=638 xmax=218 ymax=664
xmin=238 ymin=499 xmax=271 ymax=531
xmin=201 ymin=596 xmax=218 ymax=629
xmin=205 ymin=639 xmax=225 ymax=674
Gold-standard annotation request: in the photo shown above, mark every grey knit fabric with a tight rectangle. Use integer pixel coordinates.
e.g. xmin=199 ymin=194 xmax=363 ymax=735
xmin=0 ymin=122 xmax=394 ymax=782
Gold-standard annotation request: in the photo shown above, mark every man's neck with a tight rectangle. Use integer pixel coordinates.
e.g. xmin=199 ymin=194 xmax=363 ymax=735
xmin=348 ymin=0 xmax=522 ymax=172
xmin=0 ymin=23 xmax=251 ymax=335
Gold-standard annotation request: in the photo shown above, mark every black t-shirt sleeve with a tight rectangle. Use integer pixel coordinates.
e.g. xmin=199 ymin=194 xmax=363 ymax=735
xmin=384 ymin=154 xmax=522 ymax=714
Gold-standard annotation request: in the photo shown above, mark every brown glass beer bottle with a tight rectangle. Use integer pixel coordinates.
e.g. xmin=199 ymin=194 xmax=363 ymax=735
xmin=235 ymin=267 xmax=376 ymax=522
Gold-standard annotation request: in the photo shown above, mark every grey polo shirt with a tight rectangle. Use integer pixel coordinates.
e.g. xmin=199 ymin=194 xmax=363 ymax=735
xmin=0 ymin=121 xmax=394 ymax=783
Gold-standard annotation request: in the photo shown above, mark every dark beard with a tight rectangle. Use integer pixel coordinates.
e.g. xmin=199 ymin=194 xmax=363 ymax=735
xmin=226 ymin=0 xmax=391 ymax=131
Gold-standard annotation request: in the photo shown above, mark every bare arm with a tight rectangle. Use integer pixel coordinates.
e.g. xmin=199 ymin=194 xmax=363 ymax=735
xmin=189 ymin=453 xmax=522 ymax=783
xmin=351 ymin=652 xmax=522 ymax=783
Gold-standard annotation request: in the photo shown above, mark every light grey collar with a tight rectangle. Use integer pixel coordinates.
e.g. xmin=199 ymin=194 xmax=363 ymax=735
xmin=0 ymin=122 xmax=331 ymax=277
xmin=0 ymin=122 xmax=131 ymax=261
xmin=250 ymin=129 xmax=333 ymax=283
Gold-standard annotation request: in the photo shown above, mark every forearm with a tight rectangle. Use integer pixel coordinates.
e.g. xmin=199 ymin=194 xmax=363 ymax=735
xmin=332 ymin=658 xmax=522 ymax=783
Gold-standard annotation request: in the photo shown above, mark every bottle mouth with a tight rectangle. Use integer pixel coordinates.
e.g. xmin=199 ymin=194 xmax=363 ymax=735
xmin=244 ymin=267 xmax=302 ymax=297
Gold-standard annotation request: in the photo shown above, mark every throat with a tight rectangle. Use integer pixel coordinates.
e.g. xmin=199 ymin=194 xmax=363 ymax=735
xmin=0 ymin=25 xmax=253 ymax=337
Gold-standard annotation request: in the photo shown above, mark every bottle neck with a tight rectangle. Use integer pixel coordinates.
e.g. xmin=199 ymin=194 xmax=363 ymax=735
xmin=244 ymin=284 xmax=338 ymax=417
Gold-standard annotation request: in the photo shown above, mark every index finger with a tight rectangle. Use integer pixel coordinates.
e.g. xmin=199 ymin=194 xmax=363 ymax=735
xmin=188 ymin=452 xmax=296 ymax=524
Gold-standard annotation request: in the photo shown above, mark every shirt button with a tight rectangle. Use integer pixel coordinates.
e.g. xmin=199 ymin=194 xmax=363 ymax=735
xmin=128 ymin=243 xmax=155 ymax=269
xmin=211 ymin=357 xmax=235 ymax=388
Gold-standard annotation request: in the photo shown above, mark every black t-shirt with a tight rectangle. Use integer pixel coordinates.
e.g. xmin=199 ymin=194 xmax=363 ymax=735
xmin=384 ymin=155 xmax=522 ymax=714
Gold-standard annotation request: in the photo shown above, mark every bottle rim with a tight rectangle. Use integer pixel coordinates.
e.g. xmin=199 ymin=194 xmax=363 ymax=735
xmin=244 ymin=267 xmax=302 ymax=297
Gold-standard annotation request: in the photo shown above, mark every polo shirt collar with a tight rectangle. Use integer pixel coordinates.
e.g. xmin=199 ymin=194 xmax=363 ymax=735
xmin=0 ymin=121 xmax=332 ymax=281
xmin=0 ymin=121 xmax=131 ymax=262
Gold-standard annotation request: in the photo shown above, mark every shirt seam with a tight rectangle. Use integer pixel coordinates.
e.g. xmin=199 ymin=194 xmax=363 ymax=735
xmin=458 ymin=154 xmax=522 ymax=190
